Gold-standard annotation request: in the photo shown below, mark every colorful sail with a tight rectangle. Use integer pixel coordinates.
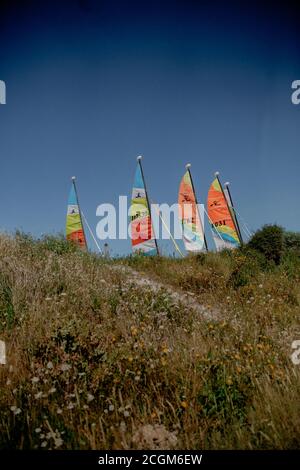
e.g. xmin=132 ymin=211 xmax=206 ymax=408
xmin=66 ymin=178 xmax=87 ymax=249
xmin=178 ymin=168 xmax=206 ymax=252
xmin=207 ymin=176 xmax=240 ymax=251
xmin=129 ymin=159 xmax=158 ymax=255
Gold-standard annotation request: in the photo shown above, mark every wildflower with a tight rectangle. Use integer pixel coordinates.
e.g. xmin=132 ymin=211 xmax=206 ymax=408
xmin=91 ymin=423 xmax=96 ymax=427
xmin=34 ymin=392 xmax=43 ymax=399
xmin=10 ymin=406 xmax=20 ymax=415
xmin=83 ymin=405 xmax=88 ymax=410
xmin=161 ymin=358 xmax=167 ymax=366
xmin=134 ymin=375 xmax=140 ymax=382
xmin=35 ymin=428 xmax=42 ymax=433
xmin=181 ymin=401 xmax=188 ymax=409
xmin=45 ymin=297 xmax=52 ymax=301
xmin=54 ymin=437 xmax=63 ymax=448
xmin=226 ymin=377 xmax=233 ymax=386
xmin=47 ymin=362 xmax=54 ymax=369
xmin=124 ymin=410 xmax=130 ymax=417
xmin=56 ymin=408 xmax=63 ymax=414
xmin=31 ymin=377 xmax=40 ymax=384
xmin=60 ymin=292 xmax=67 ymax=297
xmin=67 ymin=403 xmax=74 ymax=409
xmin=108 ymin=404 xmax=114 ymax=412
xmin=87 ymin=393 xmax=94 ymax=403
xmin=48 ymin=387 xmax=56 ymax=394
xmin=60 ymin=363 xmax=71 ymax=372
xmin=41 ymin=441 xmax=47 ymax=447
xmin=6 ymin=379 xmax=11 ymax=386
xmin=131 ymin=326 xmax=138 ymax=337
xmin=128 ymin=356 xmax=133 ymax=363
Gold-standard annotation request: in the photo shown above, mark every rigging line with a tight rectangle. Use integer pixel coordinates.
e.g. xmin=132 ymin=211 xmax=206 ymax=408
xmin=81 ymin=210 xmax=102 ymax=254
xmin=231 ymin=207 xmax=253 ymax=237
xmin=151 ymin=201 xmax=184 ymax=258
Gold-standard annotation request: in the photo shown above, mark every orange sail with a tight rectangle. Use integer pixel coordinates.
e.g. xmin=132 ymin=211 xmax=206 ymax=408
xmin=66 ymin=177 xmax=87 ymax=249
xmin=178 ymin=168 xmax=206 ymax=252
xmin=207 ymin=175 xmax=240 ymax=250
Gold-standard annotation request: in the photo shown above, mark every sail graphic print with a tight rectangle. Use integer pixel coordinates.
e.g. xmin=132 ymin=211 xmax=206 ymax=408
xmin=129 ymin=159 xmax=158 ymax=255
xmin=66 ymin=178 xmax=87 ymax=249
xmin=207 ymin=176 xmax=240 ymax=250
xmin=178 ymin=169 xmax=206 ymax=252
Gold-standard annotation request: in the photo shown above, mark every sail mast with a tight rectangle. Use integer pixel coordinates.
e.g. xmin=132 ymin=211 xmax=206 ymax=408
xmin=224 ymin=181 xmax=243 ymax=245
xmin=186 ymin=163 xmax=208 ymax=251
xmin=214 ymin=171 xmax=241 ymax=246
xmin=137 ymin=156 xmax=159 ymax=256
xmin=71 ymin=176 xmax=88 ymax=249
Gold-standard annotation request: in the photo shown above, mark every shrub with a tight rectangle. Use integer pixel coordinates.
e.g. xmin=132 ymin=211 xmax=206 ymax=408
xmin=284 ymin=231 xmax=300 ymax=256
xmin=248 ymin=224 xmax=284 ymax=265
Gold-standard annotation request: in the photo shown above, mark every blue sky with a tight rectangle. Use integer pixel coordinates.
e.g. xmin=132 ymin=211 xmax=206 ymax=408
xmin=0 ymin=0 xmax=299 ymax=255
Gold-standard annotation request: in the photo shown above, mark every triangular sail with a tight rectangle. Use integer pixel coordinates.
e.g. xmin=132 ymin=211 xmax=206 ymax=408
xmin=129 ymin=159 xmax=158 ymax=255
xmin=207 ymin=176 xmax=240 ymax=251
xmin=66 ymin=178 xmax=87 ymax=249
xmin=178 ymin=169 xmax=206 ymax=252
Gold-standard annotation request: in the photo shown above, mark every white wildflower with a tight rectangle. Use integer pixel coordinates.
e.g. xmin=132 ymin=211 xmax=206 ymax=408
xmin=108 ymin=404 xmax=114 ymax=412
xmin=60 ymin=363 xmax=71 ymax=372
xmin=47 ymin=362 xmax=54 ymax=369
xmin=31 ymin=377 xmax=39 ymax=384
xmin=87 ymin=393 xmax=94 ymax=403
xmin=54 ymin=437 xmax=63 ymax=448
xmin=34 ymin=392 xmax=43 ymax=399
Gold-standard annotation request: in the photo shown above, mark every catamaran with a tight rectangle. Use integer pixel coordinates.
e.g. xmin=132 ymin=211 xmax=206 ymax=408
xmin=178 ymin=163 xmax=207 ymax=254
xmin=129 ymin=156 xmax=159 ymax=256
xmin=207 ymin=172 xmax=243 ymax=251
xmin=66 ymin=176 xmax=87 ymax=249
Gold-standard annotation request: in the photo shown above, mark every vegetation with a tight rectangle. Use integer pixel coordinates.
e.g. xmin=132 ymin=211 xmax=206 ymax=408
xmin=0 ymin=229 xmax=299 ymax=449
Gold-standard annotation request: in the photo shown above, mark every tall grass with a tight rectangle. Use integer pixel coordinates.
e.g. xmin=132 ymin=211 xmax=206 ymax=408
xmin=0 ymin=233 xmax=299 ymax=449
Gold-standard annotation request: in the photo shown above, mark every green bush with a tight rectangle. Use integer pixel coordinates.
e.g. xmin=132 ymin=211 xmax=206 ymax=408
xmin=248 ymin=224 xmax=284 ymax=265
xmin=284 ymin=231 xmax=300 ymax=255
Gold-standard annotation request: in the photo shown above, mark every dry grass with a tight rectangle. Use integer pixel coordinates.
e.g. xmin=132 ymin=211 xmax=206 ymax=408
xmin=0 ymin=233 xmax=299 ymax=449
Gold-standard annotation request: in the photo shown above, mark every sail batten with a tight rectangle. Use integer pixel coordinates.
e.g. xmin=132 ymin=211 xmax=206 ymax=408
xmin=178 ymin=168 xmax=206 ymax=253
xmin=207 ymin=175 xmax=240 ymax=251
xmin=66 ymin=178 xmax=87 ymax=250
xmin=130 ymin=158 xmax=158 ymax=256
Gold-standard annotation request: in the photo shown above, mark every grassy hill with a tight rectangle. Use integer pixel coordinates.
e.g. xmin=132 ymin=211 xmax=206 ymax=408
xmin=0 ymin=231 xmax=299 ymax=449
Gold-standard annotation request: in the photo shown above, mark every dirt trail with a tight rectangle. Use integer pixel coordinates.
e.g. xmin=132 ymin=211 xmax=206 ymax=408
xmin=114 ymin=264 xmax=221 ymax=322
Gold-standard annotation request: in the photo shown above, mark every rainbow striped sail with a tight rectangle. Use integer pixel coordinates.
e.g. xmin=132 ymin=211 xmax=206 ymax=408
xmin=66 ymin=177 xmax=87 ymax=249
xmin=178 ymin=167 xmax=206 ymax=252
xmin=207 ymin=174 xmax=240 ymax=251
xmin=129 ymin=157 xmax=158 ymax=256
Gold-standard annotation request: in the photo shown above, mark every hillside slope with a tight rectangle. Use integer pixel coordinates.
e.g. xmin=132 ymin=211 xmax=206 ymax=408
xmin=0 ymin=233 xmax=299 ymax=449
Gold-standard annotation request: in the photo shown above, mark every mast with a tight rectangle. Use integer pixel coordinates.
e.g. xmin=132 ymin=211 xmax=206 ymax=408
xmin=214 ymin=172 xmax=242 ymax=246
xmin=71 ymin=176 xmax=88 ymax=249
xmin=186 ymin=163 xmax=208 ymax=251
xmin=137 ymin=156 xmax=159 ymax=256
xmin=224 ymin=181 xmax=243 ymax=245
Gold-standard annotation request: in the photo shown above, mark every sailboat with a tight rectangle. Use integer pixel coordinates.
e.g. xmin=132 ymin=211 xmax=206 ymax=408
xmin=207 ymin=172 xmax=242 ymax=251
xmin=66 ymin=176 xmax=87 ymax=249
xmin=178 ymin=164 xmax=207 ymax=253
xmin=129 ymin=156 xmax=159 ymax=256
